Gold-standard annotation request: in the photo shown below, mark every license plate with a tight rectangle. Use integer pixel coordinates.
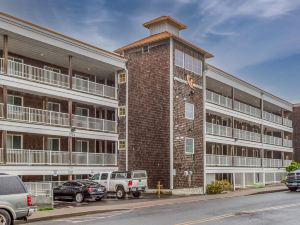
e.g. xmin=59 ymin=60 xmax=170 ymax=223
xmin=98 ymin=188 xmax=102 ymax=191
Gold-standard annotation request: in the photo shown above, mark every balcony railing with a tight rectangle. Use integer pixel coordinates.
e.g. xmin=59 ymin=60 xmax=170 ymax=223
xmin=283 ymin=139 xmax=293 ymax=148
xmin=283 ymin=160 xmax=292 ymax=167
xmin=206 ymin=154 xmax=233 ymax=166
xmin=206 ymin=122 xmax=232 ymax=138
xmin=233 ymin=156 xmax=262 ymax=167
xmin=263 ymin=111 xmax=282 ymax=125
xmin=0 ymin=148 xmax=3 ymax=163
xmin=263 ymin=135 xmax=282 ymax=146
xmin=234 ymin=129 xmax=261 ymax=142
xmin=0 ymin=103 xmax=3 ymax=118
xmin=72 ymin=115 xmax=117 ymax=133
xmin=7 ymin=104 xmax=70 ymax=127
xmin=283 ymin=118 xmax=293 ymax=128
xmin=5 ymin=149 xmax=116 ymax=166
xmin=263 ymin=158 xmax=283 ymax=168
xmin=72 ymin=77 xmax=116 ymax=99
xmin=206 ymin=90 xmax=232 ymax=109
xmin=234 ymin=101 xmax=261 ymax=118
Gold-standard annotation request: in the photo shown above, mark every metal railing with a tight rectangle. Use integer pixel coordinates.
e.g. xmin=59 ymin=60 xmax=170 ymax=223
xmin=283 ymin=139 xmax=293 ymax=148
xmin=72 ymin=115 xmax=117 ymax=133
xmin=206 ymin=90 xmax=232 ymax=109
xmin=234 ymin=129 xmax=261 ymax=142
xmin=72 ymin=77 xmax=116 ymax=99
xmin=263 ymin=111 xmax=282 ymax=125
xmin=7 ymin=59 xmax=70 ymax=88
xmin=233 ymin=156 xmax=262 ymax=167
xmin=72 ymin=152 xmax=116 ymax=166
xmin=206 ymin=122 xmax=232 ymax=138
xmin=7 ymin=104 xmax=70 ymax=127
xmin=206 ymin=154 xmax=233 ymax=166
xmin=263 ymin=158 xmax=283 ymax=168
xmin=0 ymin=103 xmax=3 ymax=118
xmin=0 ymin=148 xmax=3 ymax=163
xmin=283 ymin=118 xmax=293 ymax=128
xmin=263 ymin=135 xmax=282 ymax=146
xmin=234 ymin=101 xmax=261 ymax=118
xmin=24 ymin=182 xmax=53 ymax=197
xmin=283 ymin=160 xmax=292 ymax=167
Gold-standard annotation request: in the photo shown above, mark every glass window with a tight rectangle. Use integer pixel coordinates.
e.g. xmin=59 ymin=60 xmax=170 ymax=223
xmin=76 ymin=107 xmax=89 ymax=117
xmin=48 ymin=138 xmax=60 ymax=151
xmin=185 ymin=102 xmax=194 ymax=120
xmin=47 ymin=102 xmax=60 ymax=112
xmin=184 ymin=54 xmax=193 ymax=71
xmin=118 ymin=140 xmax=126 ymax=150
xmin=7 ymin=134 xmax=22 ymax=149
xmin=175 ymin=49 xmax=184 ymax=68
xmin=101 ymin=173 xmax=108 ymax=180
xmin=44 ymin=66 xmax=61 ymax=73
xmin=193 ymin=58 xmax=202 ymax=75
xmin=118 ymin=73 xmax=126 ymax=83
xmin=185 ymin=138 xmax=194 ymax=154
xmin=0 ymin=176 xmax=26 ymax=195
xmin=8 ymin=56 xmax=24 ymax=64
xmin=8 ymin=95 xmax=22 ymax=106
xmin=118 ymin=107 xmax=126 ymax=117
xmin=75 ymin=140 xmax=89 ymax=152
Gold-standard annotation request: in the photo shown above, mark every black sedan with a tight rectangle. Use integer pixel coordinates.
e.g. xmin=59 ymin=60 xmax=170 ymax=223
xmin=53 ymin=180 xmax=106 ymax=203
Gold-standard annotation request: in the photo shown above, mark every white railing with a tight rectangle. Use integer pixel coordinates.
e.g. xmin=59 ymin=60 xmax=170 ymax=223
xmin=283 ymin=160 xmax=292 ymax=167
xmin=7 ymin=104 xmax=70 ymax=127
xmin=283 ymin=118 xmax=293 ymax=128
xmin=7 ymin=59 xmax=70 ymax=88
xmin=72 ymin=115 xmax=117 ymax=133
xmin=233 ymin=156 xmax=262 ymax=167
xmin=6 ymin=149 xmax=69 ymax=165
xmin=206 ymin=122 xmax=232 ymax=138
xmin=283 ymin=139 xmax=293 ymax=148
xmin=72 ymin=152 xmax=116 ymax=166
xmin=263 ymin=135 xmax=282 ymax=146
xmin=72 ymin=77 xmax=116 ymax=99
xmin=234 ymin=129 xmax=261 ymax=142
xmin=0 ymin=103 xmax=3 ymax=118
xmin=24 ymin=182 xmax=53 ymax=197
xmin=0 ymin=148 xmax=3 ymax=163
xmin=234 ymin=101 xmax=261 ymax=118
xmin=263 ymin=111 xmax=282 ymax=125
xmin=206 ymin=154 xmax=233 ymax=166
xmin=263 ymin=158 xmax=283 ymax=168
xmin=206 ymin=90 xmax=232 ymax=109
xmin=0 ymin=58 xmax=3 ymax=74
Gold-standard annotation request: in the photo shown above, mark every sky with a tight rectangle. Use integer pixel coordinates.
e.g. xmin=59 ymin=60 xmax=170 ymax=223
xmin=1 ymin=0 xmax=300 ymax=102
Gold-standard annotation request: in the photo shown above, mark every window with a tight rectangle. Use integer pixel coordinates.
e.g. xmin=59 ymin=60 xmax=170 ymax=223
xmin=118 ymin=73 xmax=126 ymax=84
xmin=185 ymin=138 xmax=194 ymax=154
xmin=75 ymin=140 xmax=89 ymax=152
xmin=118 ymin=140 xmax=126 ymax=150
xmin=8 ymin=56 xmax=24 ymax=63
xmin=8 ymin=95 xmax=23 ymax=106
xmin=76 ymin=107 xmax=89 ymax=117
xmin=44 ymin=66 xmax=61 ymax=73
xmin=175 ymin=49 xmax=184 ymax=67
xmin=101 ymin=173 xmax=108 ymax=180
xmin=193 ymin=58 xmax=202 ymax=75
xmin=185 ymin=102 xmax=194 ymax=120
xmin=47 ymin=102 xmax=60 ymax=112
xmin=48 ymin=138 xmax=60 ymax=151
xmin=7 ymin=134 xmax=22 ymax=149
xmin=184 ymin=54 xmax=193 ymax=71
xmin=118 ymin=106 xmax=126 ymax=117
xmin=0 ymin=176 xmax=26 ymax=195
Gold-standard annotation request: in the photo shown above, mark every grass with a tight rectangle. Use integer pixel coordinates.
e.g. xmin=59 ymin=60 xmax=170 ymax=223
xmin=38 ymin=207 xmax=54 ymax=211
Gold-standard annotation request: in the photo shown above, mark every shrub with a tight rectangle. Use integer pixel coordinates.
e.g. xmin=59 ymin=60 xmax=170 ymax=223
xmin=207 ymin=180 xmax=232 ymax=194
xmin=286 ymin=161 xmax=300 ymax=173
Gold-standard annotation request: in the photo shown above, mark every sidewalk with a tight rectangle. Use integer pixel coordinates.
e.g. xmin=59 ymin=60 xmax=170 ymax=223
xmin=24 ymin=185 xmax=287 ymax=223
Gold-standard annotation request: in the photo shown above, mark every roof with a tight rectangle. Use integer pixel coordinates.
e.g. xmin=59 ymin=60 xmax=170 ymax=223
xmin=143 ymin=16 xmax=187 ymax=30
xmin=115 ymin=31 xmax=213 ymax=58
xmin=0 ymin=12 xmax=124 ymax=60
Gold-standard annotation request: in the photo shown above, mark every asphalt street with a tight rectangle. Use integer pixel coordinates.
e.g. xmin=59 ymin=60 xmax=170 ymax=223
xmin=27 ymin=190 xmax=300 ymax=225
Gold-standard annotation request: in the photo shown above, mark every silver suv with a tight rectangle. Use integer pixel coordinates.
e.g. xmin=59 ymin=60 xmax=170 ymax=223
xmin=0 ymin=174 xmax=34 ymax=225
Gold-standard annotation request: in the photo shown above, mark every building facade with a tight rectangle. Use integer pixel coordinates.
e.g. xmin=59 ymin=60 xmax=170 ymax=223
xmin=0 ymin=13 xmax=126 ymax=183
xmin=116 ymin=16 xmax=294 ymax=192
xmin=293 ymin=103 xmax=300 ymax=162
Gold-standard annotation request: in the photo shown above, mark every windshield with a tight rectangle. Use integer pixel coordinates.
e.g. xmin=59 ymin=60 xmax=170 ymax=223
xmin=89 ymin=174 xmax=100 ymax=181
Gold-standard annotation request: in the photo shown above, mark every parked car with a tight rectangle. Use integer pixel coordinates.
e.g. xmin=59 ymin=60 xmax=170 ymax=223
xmin=286 ymin=169 xmax=300 ymax=191
xmin=53 ymin=180 xmax=106 ymax=203
xmin=0 ymin=173 xmax=34 ymax=225
xmin=89 ymin=170 xmax=148 ymax=199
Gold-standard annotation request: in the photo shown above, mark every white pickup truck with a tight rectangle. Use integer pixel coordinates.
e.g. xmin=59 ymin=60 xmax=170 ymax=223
xmin=89 ymin=170 xmax=148 ymax=199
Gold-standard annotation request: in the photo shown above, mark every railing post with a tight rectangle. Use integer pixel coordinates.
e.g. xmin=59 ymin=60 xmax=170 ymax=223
xmin=3 ymin=35 xmax=8 ymax=75
xmin=68 ymin=55 xmax=72 ymax=89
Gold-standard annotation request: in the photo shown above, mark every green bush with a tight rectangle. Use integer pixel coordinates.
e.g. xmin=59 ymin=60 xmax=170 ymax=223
xmin=286 ymin=161 xmax=300 ymax=173
xmin=207 ymin=180 xmax=232 ymax=194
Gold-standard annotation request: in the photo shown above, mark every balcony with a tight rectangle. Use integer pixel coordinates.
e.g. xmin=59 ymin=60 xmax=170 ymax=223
xmin=233 ymin=156 xmax=262 ymax=167
xmin=0 ymin=58 xmax=117 ymax=99
xmin=263 ymin=111 xmax=282 ymax=125
xmin=263 ymin=135 xmax=282 ymax=146
xmin=206 ymin=90 xmax=232 ymax=109
xmin=72 ymin=115 xmax=116 ymax=133
xmin=206 ymin=122 xmax=232 ymax=138
xmin=283 ymin=118 xmax=293 ymax=128
xmin=206 ymin=154 xmax=233 ymax=166
xmin=233 ymin=129 xmax=261 ymax=143
xmin=283 ymin=139 xmax=293 ymax=148
xmin=283 ymin=160 xmax=292 ymax=167
xmin=262 ymin=158 xmax=283 ymax=168
xmin=3 ymin=149 xmax=116 ymax=166
xmin=234 ymin=100 xmax=261 ymax=118
xmin=6 ymin=104 xmax=70 ymax=127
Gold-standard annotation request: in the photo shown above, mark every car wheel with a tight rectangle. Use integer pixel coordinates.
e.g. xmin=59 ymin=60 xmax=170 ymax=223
xmin=75 ymin=193 xmax=84 ymax=203
xmin=132 ymin=191 xmax=141 ymax=198
xmin=289 ymin=187 xmax=298 ymax=192
xmin=116 ymin=187 xmax=125 ymax=199
xmin=0 ymin=209 xmax=11 ymax=225
xmin=96 ymin=197 xmax=102 ymax=201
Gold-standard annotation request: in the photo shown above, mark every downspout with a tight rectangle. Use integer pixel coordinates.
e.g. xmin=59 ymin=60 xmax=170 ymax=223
xmin=202 ymin=60 xmax=207 ymax=194
xmin=170 ymin=38 xmax=174 ymax=190
xmin=125 ymin=67 xmax=129 ymax=171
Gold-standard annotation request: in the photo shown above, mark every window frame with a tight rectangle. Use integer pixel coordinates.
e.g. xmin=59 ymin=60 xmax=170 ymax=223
xmin=118 ymin=73 xmax=126 ymax=84
xmin=118 ymin=140 xmax=126 ymax=150
xmin=174 ymin=49 xmax=184 ymax=68
xmin=7 ymin=134 xmax=23 ymax=150
xmin=185 ymin=137 xmax=194 ymax=155
xmin=8 ymin=95 xmax=23 ymax=106
xmin=44 ymin=66 xmax=61 ymax=74
xmin=118 ymin=106 xmax=126 ymax=117
xmin=8 ymin=56 xmax=24 ymax=64
xmin=76 ymin=107 xmax=89 ymax=117
xmin=47 ymin=137 xmax=61 ymax=151
xmin=185 ymin=102 xmax=194 ymax=120
xmin=75 ymin=140 xmax=89 ymax=152
xmin=47 ymin=102 xmax=61 ymax=112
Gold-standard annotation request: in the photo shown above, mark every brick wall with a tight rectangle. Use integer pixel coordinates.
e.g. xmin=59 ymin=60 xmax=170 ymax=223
xmin=293 ymin=105 xmax=300 ymax=162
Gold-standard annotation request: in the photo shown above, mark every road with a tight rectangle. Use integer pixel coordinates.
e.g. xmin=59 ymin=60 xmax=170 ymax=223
xmin=27 ymin=190 xmax=300 ymax=225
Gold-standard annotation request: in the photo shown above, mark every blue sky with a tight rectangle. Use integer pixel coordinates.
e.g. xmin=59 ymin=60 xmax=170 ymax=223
xmin=1 ymin=0 xmax=300 ymax=102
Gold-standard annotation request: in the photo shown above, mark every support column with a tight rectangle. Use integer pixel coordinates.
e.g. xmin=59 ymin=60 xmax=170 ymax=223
xmin=104 ymin=109 xmax=108 ymax=153
xmin=68 ymin=99 xmax=73 ymax=177
xmin=231 ymin=87 xmax=235 ymax=108
xmin=3 ymin=86 xmax=7 ymax=119
xmin=2 ymin=130 xmax=7 ymax=164
xmin=68 ymin=100 xmax=72 ymax=127
xmin=68 ymin=55 xmax=72 ymax=89
xmin=3 ymin=35 xmax=8 ymax=74
xmin=68 ymin=136 xmax=72 ymax=181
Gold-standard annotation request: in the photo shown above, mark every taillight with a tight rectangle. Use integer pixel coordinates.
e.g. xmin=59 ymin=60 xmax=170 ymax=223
xmin=87 ymin=187 xmax=93 ymax=193
xmin=128 ymin=180 xmax=133 ymax=187
xmin=27 ymin=194 xmax=32 ymax=206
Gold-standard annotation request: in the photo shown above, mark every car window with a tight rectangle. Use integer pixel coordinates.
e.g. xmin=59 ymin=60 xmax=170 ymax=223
xmin=133 ymin=172 xmax=147 ymax=179
xmin=90 ymin=174 xmax=100 ymax=181
xmin=101 ymin=173 xmax=108 ymax=180
xmin=62 ymin=182 xmax=72 ymax=186
xmin=0 ymin=176 xmax=26 ymax=195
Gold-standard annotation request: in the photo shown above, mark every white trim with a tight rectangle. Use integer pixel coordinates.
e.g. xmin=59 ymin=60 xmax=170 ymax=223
xmin=75 ymin=139 xmax=89 ymax=152
xmin=203 ymin=68 xmax=207 ymax=193
xmin=118 ymin=139 xmax=126 ymax=150
xmin=174 ymin=76 xmax=202 ymax=89
xmin=44 ymin=65 xmax=61 ymax=73
xmin=7 ymin=133 xmax=23 ymax=149
xmin=8 ymin=56 xmax=24 ymax=63
xmin=125 ymin=68 xmax=129 ymax=171
xmin=47 ymin=101 xmax=61 ymax=112
xmin=118 ymin=72 xmax=126 ymax=84
xmin=185 ymin=137 xmax=194 ymax=154
xmin=169 ymin=38 xmax=174 ymax=190
xmin=118 ymin=106 xmax=126 ymax=117
xmin=8 ymin=94 xmax=23 ymax=106
xmin=185 ymin=102 xmax=194 ymax=120
xmin=75 ymin=106 xmax=89 ymax=117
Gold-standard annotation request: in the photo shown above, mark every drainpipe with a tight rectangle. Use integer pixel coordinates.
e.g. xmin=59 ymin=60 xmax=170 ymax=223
xmin=125 ymin=68 xmax=129 ymax=171
xmin=169 ymin=38 xmax=174 ymax=190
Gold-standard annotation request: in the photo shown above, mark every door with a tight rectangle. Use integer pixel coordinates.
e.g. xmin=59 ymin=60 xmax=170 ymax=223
xmin=99 ymin=172 xmax=109 ymax=189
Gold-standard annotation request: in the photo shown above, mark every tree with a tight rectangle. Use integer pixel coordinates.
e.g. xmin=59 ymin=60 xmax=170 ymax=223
xmin=286 ymin=161 xmax=300 ymax=173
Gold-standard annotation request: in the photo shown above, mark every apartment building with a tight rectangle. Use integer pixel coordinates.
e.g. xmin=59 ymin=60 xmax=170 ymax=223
xmin=0 ymin=13 xmax=126 ymax=183
xmin=116 ymin=16 xmax=294 ymax=192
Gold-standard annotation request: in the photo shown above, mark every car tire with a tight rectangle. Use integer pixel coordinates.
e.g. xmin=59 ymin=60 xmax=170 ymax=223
xmin=289 ymin=187 xmax=298 ymax=192
xmin=96 ymin=197 xmax=102 ymax=201
xmin=75 ymin=193 xmax=84 ymax=203
xmin=132 ymin=191 xmax=141 ymax=198
xmin=0 ymin=209 xmax=11 ymax=225
xmin=116 ymin=187 xmax=125 ymax=199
